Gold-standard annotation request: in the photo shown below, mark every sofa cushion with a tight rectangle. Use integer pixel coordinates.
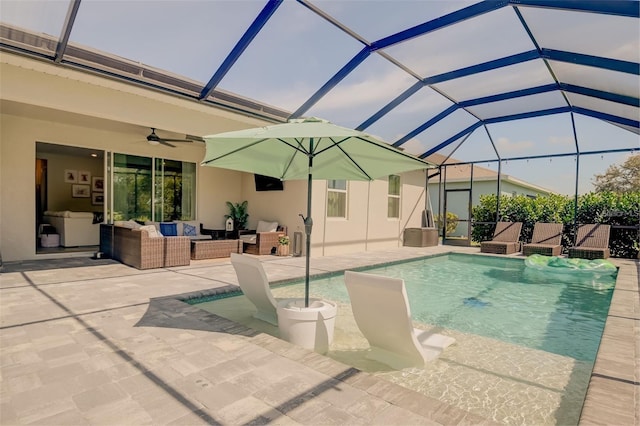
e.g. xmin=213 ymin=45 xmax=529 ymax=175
xmin=139 ymin=225 xmax=162 ymax=238
xmin=256 ymin=220 xmax=278 ymax=233
xmin=240 ymin=234 xmax=257 ymax=244
xmin=115 ymin=220 xmax=142 ymax=229
xmin=144 ymin=221 xmax=161 ymax=232
xmin=66 ymin=211 xmax=95 ymax=219
xmin=160 ymin=222 xmax=178 ymax=236
xmin=44 ymin=210 xmax=94 ymax=219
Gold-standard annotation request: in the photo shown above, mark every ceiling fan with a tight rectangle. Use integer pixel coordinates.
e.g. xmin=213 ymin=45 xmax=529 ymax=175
xmin=146 ymin=128 xmax=204 ymax=147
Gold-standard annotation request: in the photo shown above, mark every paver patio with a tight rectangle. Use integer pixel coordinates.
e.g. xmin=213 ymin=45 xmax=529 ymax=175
xmin=0 ymin=246 xmax=637 ymax=425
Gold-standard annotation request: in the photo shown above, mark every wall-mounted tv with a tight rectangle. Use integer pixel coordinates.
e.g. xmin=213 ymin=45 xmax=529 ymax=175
xmin=254 ymin=174 xmax=284 ymax=191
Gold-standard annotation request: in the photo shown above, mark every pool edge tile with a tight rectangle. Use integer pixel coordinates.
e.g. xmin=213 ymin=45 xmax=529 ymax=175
xmin=579 ymin=259 xmax=639 ymax=425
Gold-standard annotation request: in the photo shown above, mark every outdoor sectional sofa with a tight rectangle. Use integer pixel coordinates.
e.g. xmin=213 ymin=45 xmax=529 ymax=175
xmin=101 ymin=223 xmax=191 ymax=269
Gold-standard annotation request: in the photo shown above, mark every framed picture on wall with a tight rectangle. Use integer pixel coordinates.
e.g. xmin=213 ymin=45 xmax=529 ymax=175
xmin=64 ymin=169 xmax=78 ymax=183
xmin=72 ymin=184 xmax=91 ymax=198
xmin=91 ymin=193 xmax=104 ymax=205
xmin=92 ymin=176 xmax=104 ymax=192
xmin=78 ymin=170 xmax=91 ymax=184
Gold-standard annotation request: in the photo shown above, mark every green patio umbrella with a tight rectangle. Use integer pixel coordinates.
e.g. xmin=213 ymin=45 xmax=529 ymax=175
xmin=201 ymin=117 xmax=435 ymax=307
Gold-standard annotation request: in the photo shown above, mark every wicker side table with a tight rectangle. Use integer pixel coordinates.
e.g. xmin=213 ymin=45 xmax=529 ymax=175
xmin=190 ymin=239 xmax=242 ymax=260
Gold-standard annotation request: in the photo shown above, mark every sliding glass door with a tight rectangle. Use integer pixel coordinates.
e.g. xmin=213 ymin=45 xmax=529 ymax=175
xmin=111 ymin=153 xmax=195 ymax=222
xmin=154 ymin=159 xmax=196 ymax=221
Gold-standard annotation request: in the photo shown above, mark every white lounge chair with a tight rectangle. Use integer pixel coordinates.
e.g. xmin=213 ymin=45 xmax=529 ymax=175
xmin=230 ymin=253 xmax=278 ymax=325
xmin=344 ymin=270 xmax=455 ymax=369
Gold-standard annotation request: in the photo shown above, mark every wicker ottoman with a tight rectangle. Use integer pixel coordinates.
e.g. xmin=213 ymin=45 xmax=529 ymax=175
xmin=403 ymin=228 xmax=438 ymax=247
xmin=191 ymin=239 xmax=242 ymax=260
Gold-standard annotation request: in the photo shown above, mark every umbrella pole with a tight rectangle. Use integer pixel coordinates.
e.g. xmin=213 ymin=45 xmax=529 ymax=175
xmin=303 ymin=141 xmax=314 ymax=308
xmin=304 ymin=169 xmax=312 ymax=308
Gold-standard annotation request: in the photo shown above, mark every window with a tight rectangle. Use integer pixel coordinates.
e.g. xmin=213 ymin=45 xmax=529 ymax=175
xmin=112 ymin=153 xmax=196 ymax=222
xmin=327 ymin=179 xmax=347 ymax=218
xmin=388 ymin=175 xmax=401 ymax=218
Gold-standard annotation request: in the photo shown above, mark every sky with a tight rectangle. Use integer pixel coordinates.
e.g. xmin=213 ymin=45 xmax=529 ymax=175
xmin=1 ymin=0 xmax=638 ymax=195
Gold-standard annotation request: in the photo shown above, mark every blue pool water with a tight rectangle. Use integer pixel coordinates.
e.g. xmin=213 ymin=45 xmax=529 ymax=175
xmin=277 ymin=253 xmax=617 ymax=362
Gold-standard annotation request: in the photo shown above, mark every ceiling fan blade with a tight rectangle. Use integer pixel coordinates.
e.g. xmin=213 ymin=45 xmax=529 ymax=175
xmin=185 ymin=134 xmax=205 ymax=143
xmin=160 ymin=138 xmax=194 ymax=143
xmin=146 ymin=128 xmax=200 ymax=146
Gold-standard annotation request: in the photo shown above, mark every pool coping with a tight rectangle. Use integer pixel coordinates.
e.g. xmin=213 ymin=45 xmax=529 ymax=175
xmin=578 ymin=256 xmax=639 ymax=425
xmin=174 ymin=251 xmax=639 ymax=425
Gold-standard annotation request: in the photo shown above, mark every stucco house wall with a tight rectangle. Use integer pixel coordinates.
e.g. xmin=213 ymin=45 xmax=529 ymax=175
xmin=240 ymin=170 xmax=426 ymax=257
xmin=304 ymin=172 xmax=426 ymax=256
xmin=1 ymin=52 xmax=429 ymax=262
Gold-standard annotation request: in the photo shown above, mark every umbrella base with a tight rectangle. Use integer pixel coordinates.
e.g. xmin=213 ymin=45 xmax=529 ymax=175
xmin=277 ymin=298 xmax=337 ymax=354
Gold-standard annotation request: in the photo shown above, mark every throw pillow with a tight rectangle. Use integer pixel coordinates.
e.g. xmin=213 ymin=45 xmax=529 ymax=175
xmin=159 ymin=222 xmax=178 ymax=236
xmin=183 ymin=223 xmax=197 ymax=237
xmin=175 ymin=220 xmax=200 ymax=236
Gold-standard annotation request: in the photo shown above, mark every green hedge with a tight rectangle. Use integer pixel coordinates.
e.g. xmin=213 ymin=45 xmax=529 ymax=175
xmin=471 ymin=192 xmax=639 ymax=258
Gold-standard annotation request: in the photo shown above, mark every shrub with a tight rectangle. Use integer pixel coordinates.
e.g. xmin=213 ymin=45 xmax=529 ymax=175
xmin=574 ymin=191 xmax=639 ymax=258
xmin=435 ymin=212 xmax=459 ymax=236
xmin=471 ymin=192 xmax=639 ymax=258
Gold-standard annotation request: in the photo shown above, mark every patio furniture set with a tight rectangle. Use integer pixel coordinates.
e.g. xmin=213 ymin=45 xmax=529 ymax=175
xmin=100 ymin=220 xmax=287 ymax=269
xmin=480 ymin=222 xmax=611 ymax=259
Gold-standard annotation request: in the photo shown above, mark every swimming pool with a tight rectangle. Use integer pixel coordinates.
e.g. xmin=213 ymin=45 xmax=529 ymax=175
xmin=305 ymin=253 xmax=615 ymax=362
xmin=194 ymin=253 xmax=617 ymax=425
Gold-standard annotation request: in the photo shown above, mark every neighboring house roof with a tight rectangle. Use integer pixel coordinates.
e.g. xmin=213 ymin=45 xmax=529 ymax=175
xmin=425 ymin=153 xmax=554 ymax=194
xmin=426 ymin=153 xmax=497 ymax=179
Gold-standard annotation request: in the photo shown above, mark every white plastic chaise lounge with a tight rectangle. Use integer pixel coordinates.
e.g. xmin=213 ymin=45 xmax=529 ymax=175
xmin=230 ymin=252 xmax=278 ymax=325
xmin=344 ymin=270 xmax=455 ymax=369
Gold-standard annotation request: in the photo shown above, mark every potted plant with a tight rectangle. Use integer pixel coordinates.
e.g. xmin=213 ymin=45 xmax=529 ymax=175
xmin=225 ymin=201 xmax=249 ymax=230
xmin=277 ymin=235 xmax=290 ymax=256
